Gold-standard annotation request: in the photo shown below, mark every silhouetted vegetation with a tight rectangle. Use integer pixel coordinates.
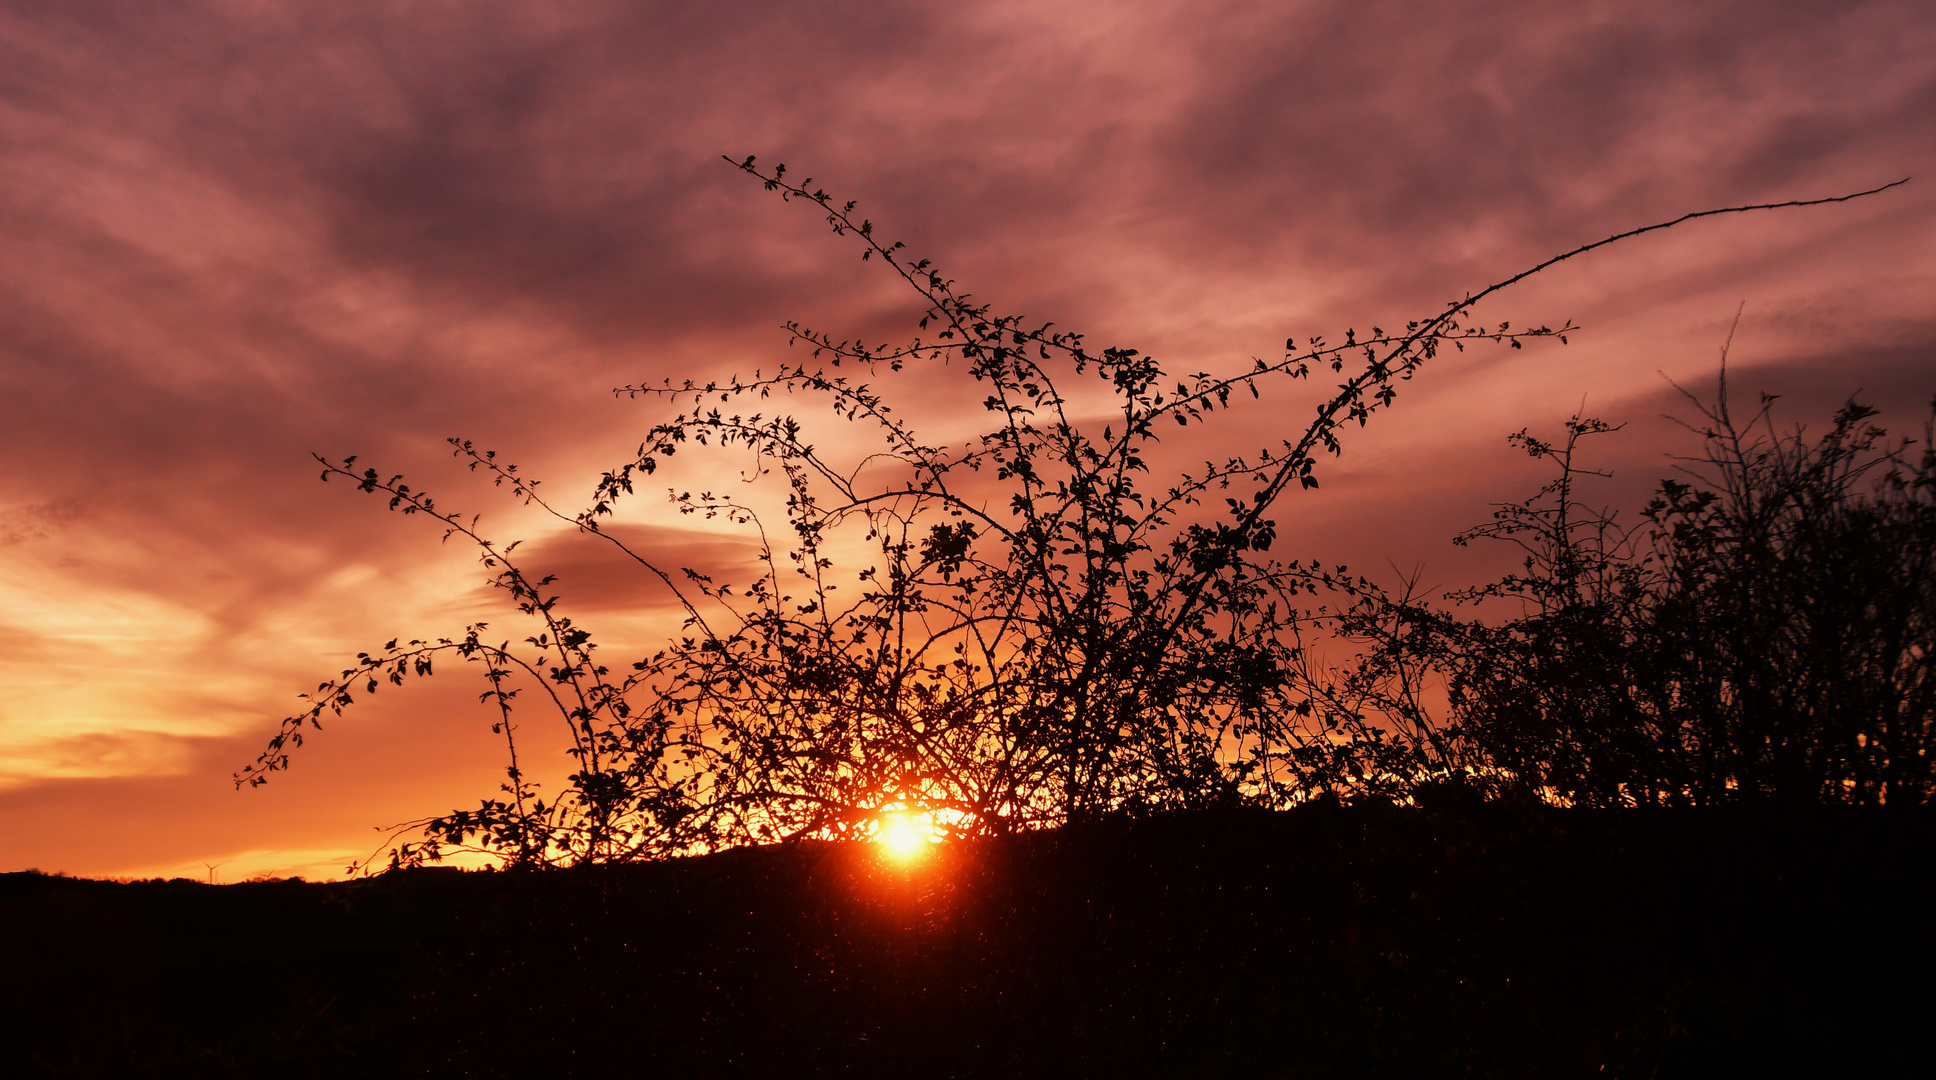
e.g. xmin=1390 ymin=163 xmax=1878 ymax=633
xmin=238 ymin=162 xmax=1913 ymax=869
xmin=1332 ymin=361 xmax=1935 ymax=808
xmin=32 ymin=169 xmax=1927 ymax=1078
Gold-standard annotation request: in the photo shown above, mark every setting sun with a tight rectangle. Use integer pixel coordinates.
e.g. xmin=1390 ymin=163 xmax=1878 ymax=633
xmin=876 ymin=812 xmax=932 ymax=862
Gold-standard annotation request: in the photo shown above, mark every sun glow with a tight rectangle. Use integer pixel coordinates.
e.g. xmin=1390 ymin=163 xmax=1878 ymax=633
xmin=875 ymin=811 xmax=933 ymax=862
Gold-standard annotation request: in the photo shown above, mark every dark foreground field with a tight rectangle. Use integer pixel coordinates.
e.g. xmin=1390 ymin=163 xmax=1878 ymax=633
xmin=5 ymin=802 xmax=1932 ymax=1078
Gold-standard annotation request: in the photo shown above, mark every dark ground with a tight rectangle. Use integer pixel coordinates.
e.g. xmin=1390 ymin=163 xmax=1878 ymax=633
xmin=4 ymin=801 xmax=1931 ymax=1078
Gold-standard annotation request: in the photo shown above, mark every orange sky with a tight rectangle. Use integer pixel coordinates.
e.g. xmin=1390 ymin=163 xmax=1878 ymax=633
xmin=2 ymin=0 xmax=1932 ymax=880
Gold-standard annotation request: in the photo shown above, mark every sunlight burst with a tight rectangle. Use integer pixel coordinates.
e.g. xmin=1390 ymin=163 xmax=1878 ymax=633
xmin=876 ymin=811 xmax=931 ymax=862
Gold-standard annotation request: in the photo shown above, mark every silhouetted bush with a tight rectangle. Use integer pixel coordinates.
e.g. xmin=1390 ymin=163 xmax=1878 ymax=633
xmin=1340 ymin=363 xmax=1935 ymax=806
xmin=238 ymin=160 xmax=1905 ymax=866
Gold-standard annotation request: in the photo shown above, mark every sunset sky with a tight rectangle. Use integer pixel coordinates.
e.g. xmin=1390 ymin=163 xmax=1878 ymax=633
xmin=2 ymin=0 xmax=1931 ymax=880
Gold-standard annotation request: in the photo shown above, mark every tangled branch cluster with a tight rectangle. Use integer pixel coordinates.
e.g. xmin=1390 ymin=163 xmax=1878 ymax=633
xmin=239 ymin=163 xmax=1906 ymax=868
